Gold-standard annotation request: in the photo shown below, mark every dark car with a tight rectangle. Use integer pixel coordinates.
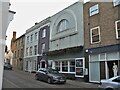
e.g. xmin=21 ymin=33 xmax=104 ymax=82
xmin=4 ymin=63 xmax=12 ymax=70
xmin=35 ymin=68 xmax=66 ymax=84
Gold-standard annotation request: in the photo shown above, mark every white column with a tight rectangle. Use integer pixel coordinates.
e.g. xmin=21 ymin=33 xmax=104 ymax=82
xmin=105 ymin=61 xmax=109 ymax=79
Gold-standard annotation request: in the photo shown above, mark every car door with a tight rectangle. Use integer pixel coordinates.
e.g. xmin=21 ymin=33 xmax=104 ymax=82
xmin=42 ymin=69 xmax=48 ymax=82
xmin=37 ymin=69 xmax=44 ymax=80
xmin=112 ymin=77 xmax=120 ymax=89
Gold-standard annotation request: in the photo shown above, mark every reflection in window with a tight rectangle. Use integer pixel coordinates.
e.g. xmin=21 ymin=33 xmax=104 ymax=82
xmin=55 ymin=61 xmax=60 ymax=71
xmin=62 ymin=61 xmax=68 ymax=72
xmin=70 ymin=60 xmax=75 ymax=72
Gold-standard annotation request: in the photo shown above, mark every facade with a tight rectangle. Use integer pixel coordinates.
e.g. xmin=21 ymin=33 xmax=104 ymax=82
xmin=38 ymin=18 xmax=50 ymax=69
xmin=0 ymin=1 xmax=15 ymax=89
xmin=84 ymin=1 xmax=120 ymax=83
xmin=11 ymin=32 xmax=25 ymax=70
xmin=48 ymin=2 xmax=84 ymax=79
xmin=24 ymin=18 xmax=50 ymax=72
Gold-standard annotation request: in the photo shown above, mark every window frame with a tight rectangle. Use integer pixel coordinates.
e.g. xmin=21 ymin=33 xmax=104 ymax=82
xmin=89 ymin=4 xmax=99 ymax=16
xmin=90 ymin=26 xmax=101 ymax=44
xmin=115 ymin=20 xmax=120 ymax=39
xmin=113 ymin=0 xmax=120 ymax=6
xmin=57 ymin=19 xmax=69 ymax=32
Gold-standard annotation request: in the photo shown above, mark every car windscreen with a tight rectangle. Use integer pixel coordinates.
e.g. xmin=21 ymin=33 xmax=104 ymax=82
xmin=48 ymin=69 xmax=59 ymax=74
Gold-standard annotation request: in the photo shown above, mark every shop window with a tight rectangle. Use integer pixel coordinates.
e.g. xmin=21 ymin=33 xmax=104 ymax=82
xmin=90 ymin=26 xmax=101 ymax=44
xmin=70 ymin=60 xmax=75 ymax=72
xmin=62 ymin=61 xmax=68 ymax=72
xmin=115 ymin=20 xmax=120 ymax=39
xmin=55 ymin=61 xmax=60 ymax=71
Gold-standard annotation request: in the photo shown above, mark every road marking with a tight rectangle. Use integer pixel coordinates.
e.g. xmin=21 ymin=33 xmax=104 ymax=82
xmin=3 ymin=78 xmax=20 ymax=88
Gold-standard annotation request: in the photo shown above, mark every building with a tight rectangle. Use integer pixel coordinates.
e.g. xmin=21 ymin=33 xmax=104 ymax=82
xmin=23 ymin=17 xmax=50 ymax=72
xmin=11 ymin=32 xmax=25 ymax=70
xmin=38 ymin=18 xmax=50 ymax=69
xmin=0 ymin=1 xmax=15 ymax=89
xmin=48 ymin=1 xmax=84 ymax=80
xmin=84 ymin=0 xmax=120 ymax=83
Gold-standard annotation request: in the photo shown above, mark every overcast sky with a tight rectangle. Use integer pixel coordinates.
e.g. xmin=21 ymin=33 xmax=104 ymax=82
xmin=6 ymin=0 xmax=89 ymax=49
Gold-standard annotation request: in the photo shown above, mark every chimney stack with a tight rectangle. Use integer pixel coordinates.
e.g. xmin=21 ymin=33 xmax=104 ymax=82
xmin=13 ymin=31 xmax=16 ymax=40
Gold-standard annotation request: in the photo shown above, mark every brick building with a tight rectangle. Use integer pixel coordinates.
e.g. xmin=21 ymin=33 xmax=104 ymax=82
xmin=11 ymin=32 xmax=25 ymax=70
xmin=84 ymin=1 xmax=120 ymax=83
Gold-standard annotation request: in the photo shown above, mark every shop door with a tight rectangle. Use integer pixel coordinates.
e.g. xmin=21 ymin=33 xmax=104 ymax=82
xmin=89 ymin=62 xmax=100 ymax=83
xmin=75 ymin=58 xmax=84 ymax=77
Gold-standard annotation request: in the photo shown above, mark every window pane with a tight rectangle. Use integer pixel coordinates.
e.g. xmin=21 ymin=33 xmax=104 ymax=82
xmin=62 ymin=61 xmax=68 ymax=72
xmin=76 ymin=68 xmax=83 ymax=76
xmin=92 ymin=29 xmax=98 ymax=35
xmin=92 ymin=35 xmax=99 ymax=42
xmin=118 ymin=30 xmax=120 ymax=38
xmin=117 ymin=21 xmax=120 ymax=29
xmin=70 ymin=60 xmax=75 ymax=72
xmin=76 ymin=59 xmax=83 ymax=67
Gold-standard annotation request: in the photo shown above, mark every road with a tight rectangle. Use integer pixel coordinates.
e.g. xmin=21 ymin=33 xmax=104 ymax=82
xmin=2 ymin=69 xmax=98 ymax=89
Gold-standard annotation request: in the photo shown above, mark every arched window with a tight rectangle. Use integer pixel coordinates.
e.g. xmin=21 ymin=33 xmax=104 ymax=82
xmin=57 ymin=19 xmax=69 ymax=32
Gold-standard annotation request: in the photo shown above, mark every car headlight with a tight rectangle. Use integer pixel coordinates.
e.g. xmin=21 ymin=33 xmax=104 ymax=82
xmin=52 ymin=76 xmax=59 ymax=79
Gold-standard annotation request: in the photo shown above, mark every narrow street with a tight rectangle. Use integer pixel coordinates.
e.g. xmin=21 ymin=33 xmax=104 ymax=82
xmin=2 ymin=69 xmax=98 ymax=89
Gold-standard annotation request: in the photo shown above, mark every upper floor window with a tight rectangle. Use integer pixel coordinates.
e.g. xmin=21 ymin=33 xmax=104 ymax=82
xmin=26 ymin=48 xmax=29 ymax=56
xmin=113 ymin=0 xmax=120 ymax=6
xmin=27 ymin=36 xmax=29 ymax=43
xmin=34 ymin=45 xmax=37 ymax=55
xmin=31 ymin=34 xmax=33 ymax=42
xmin=89 ymin=4 xmax=99 ymax=16
xmin=41 ymin=43 xmax=45 ymax=54
xmin=42 ymin=29 xmax=46 ymax=38
xmin=35 ymin=32 xmax=38 ymax=40
xmin=57 ymin=19 xmax=69 ymax=32
xmin=115 ymin=20 xmax=120 ymax=39
xmin=90 ymin=26 xmax=101 ymax=44
xmin=30 ymin=47 xmax=33 ymax=55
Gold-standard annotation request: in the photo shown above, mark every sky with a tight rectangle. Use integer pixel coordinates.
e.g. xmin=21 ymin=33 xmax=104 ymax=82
xmin=6 ymin=0 xmax=89 ymax=49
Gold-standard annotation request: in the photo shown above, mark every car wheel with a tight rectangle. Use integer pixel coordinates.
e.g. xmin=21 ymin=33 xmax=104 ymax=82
xmin=35 ymin=75 xmax=39 ymax=80
xmin=106 ymin=88 xmax=113 ymax=90
xmin=47 ymin=78 xmax=52 ymax=84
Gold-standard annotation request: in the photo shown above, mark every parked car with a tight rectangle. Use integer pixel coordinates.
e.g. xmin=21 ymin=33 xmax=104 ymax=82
xmin=98 ymin=76 xmax=120 ymax=90
xmin=4 ymin=63 xmax=12 ymax=70
xmin=35 ymin=68 xmax=66 ymax=84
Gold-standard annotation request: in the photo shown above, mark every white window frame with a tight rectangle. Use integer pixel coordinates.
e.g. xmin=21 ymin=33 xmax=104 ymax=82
xmin=115 ymin=20 xmax=120 ymax=39
xmin=75 ymin=58 xmax=85 ymax=77
xmin=90 ymin=26 xmax=101 ymax=44
xmin=89 ymin=4 xmax=99 ymax=16
xmin=113 ymin=0 xmax=120 ymax=6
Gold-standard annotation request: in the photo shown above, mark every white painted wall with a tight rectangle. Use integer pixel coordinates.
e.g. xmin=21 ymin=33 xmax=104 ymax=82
xmin=0 ymin=0 xmax=15 ymax=89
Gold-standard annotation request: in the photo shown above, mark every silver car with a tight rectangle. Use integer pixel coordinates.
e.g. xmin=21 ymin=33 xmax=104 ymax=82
xmin=99 ymin=76 xmax=120 ymax=90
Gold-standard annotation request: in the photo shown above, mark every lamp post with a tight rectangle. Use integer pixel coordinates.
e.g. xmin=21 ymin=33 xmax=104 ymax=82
xmin=0 ymin=0 xmax=15 ymax=89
